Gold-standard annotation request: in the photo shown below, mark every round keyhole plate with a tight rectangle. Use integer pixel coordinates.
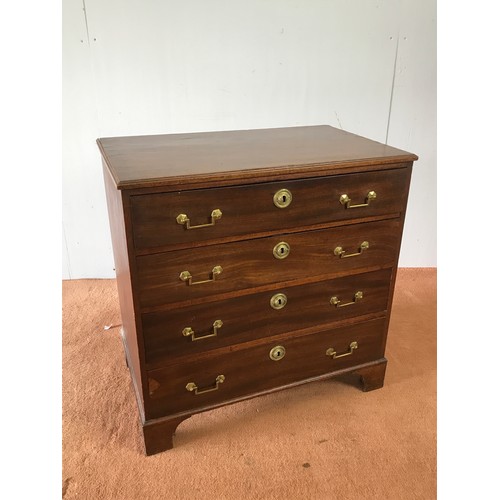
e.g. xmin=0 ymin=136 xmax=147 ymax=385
xmin=269 ymin=345 xmax=286 ymax=361
xmin=270 ymin=293 xmax=287 ymax=310
xmin=273 ymin=241 xmax=290 ymax=260
xmin=273 ymin=188 xmax=292 ymax=208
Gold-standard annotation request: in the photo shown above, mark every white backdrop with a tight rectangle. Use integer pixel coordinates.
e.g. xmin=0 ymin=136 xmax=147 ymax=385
xmin=62 ymin=0 xmax=436 ymax=279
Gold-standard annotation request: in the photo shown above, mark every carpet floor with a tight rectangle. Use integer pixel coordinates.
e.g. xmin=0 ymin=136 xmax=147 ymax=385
xmin=62 ymin=268 xmax=436 ymax=499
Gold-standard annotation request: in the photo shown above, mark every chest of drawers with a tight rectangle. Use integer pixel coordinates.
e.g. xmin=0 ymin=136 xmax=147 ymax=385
xmin=98 ymin=125 xmax=417 ymax=455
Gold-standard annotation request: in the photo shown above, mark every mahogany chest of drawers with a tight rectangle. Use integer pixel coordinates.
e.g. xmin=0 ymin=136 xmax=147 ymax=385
xmin=98 ymin=125 xmax=417 ymax=455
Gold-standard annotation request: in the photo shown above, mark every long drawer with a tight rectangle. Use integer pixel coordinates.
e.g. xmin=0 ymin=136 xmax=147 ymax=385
xmin=130 ymin=168 xmax=410 ymax=249
xmin=142 ymin=269 xmax=392 ymax=366
xmin=136 ymin=219 xmax=400 ymax=309
xmin=146 ymin=317 xmax=386 ymax=418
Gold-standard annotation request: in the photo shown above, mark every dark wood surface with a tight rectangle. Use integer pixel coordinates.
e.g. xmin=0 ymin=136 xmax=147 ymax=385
xmin=99 ymin=126 xmax=415 ymax=452
xmin=354 ymin=360 xmax=387 ymax=391
xmin=146 ymin=317 xmax=386 ymax=418
xmin=140 ymin=358 xmax=386 ymax=454
xmin=142 ymin=269 xmax=392 ymax=366
xmin=130 ymin=168 xmax=410 ymax=249
xmin=136 ymin=219 xmax=401 ymax=309
xmin=102 ymin=165 xmax=147 ymax=417
xmin=142 ymin=415 xmax=190 ymax=455
xmin=97 ymin=126 xmax=417 ymax=190
xmin=377 ymin=165 xmax=413 ymax=357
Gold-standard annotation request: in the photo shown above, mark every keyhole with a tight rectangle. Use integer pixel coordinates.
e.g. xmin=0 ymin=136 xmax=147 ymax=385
xmin=273 ymin=241 xmax=290 ymax=259
xmin=270 ymin=293 xmax=287 ymax=310
xmin=273 ymin=189 xmax=292 ymax=208
xmin=270 ymin=345 xmax=286 ymax=360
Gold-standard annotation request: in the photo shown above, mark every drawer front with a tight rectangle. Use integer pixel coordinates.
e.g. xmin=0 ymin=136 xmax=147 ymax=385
xmin=146 ymin=317 xmax=386 ymax=417
xmin=136 ymin=219 xmax=400 ymax=309
xmin=143 ymin=269 xmax=392 ymax=365
xmin=130 ymin=168 xmax=410 ymax=249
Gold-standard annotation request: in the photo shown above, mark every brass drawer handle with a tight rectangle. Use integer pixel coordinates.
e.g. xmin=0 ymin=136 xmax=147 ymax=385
xmin=326 ymin=341 xmax=358 ymax=359
xmin=330 ymin=291 xmax=363 ymax=307
xmin=176 ymin=209 xmax=222 ymax=229
xmin=334 ymin=241 xmax=369 ymax=258
xmin=183 ymin=320 xmax=223 ymax=341
xmin=179 ymin=266 xmax=223 ymax=286
xmin=186 ymin=375 xmax=225 ymax=395
xmin=339 ymin=191 xmax=376 ymax=209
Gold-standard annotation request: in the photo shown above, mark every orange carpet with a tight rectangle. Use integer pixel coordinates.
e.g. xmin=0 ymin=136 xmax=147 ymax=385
xmin=62 ymin=268 xmax=436 ymax=499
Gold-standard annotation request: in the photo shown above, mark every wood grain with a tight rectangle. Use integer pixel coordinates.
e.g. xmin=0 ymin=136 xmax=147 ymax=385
xmin=96 ymin=126 xmax=417 ymax=190
xmin=146 ymin=317 xmax=386 ymax=419
xmin=142 ymin=268 xmax=392 ymax=366
xmin=142 ymin=415 xmax=191 ymax=455
xmin=136 ymin=219 xmax=401 ymax=309
xmin=354 ymin=360 xmax=387 ymax=392
xmin=130 ymin=168 xmax=410 ymax=249
xmin=98 ymin=125 xmax=416 ymax=452
xmin=102 ymin=164 xmax=146 ymax=416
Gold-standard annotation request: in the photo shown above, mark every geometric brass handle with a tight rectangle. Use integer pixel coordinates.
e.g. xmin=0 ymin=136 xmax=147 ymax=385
xmin=326 ymin=341 xmax=358 ymax=359
xmin=330 ymin=291 xmax=363 ymax=308
xmin=182 ymin=320 xmax=223 ymax=341
xmin=179 ymin=266 xmax=223 ymax=286
xmin=339 ymin=191 xmax=376 ymax=209
xmin=186 ymin=375 xmax=225 ymax=395
xmin=176 ymin=209 xmax=222 ymax=229
xmin=334 ymin=241 xmax=369 ymax=258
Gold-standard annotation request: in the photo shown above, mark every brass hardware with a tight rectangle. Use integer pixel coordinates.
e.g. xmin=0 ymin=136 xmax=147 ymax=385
xmin=326 ymin=341 xmax=358 ymax=359
xmin=269 ymin=345 xmax=286 ymax=361
xmin=186 ymin=375 xmax=225 ymax=395
xmin=339 ymin=191 xmax=377 ymax=209
xmin=176 ymin=209 xmax=222 ymax=229
xmin=270 ymin=293 xmax=287 ymax=310
xmin=330 ymin=291 xmax=363 ymax=308
xmin=334 ymin=241 xmax=369 ymax=258
xmin=182 ymin=320 xmax=223 ymax=341
xmin=273 ymin=188 xmax=293 ymax=208
xmin=273 ymin=241 xmax=291 ymax=259
xmin=179 ymin=265 xmax=223 ymax=286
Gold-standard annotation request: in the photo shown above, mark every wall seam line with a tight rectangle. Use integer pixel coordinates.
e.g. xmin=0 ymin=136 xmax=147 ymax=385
xmin=81 ymin=0 xmax=91 ymax=45
xmin=385 ymin=33 xmax=400 ymax=145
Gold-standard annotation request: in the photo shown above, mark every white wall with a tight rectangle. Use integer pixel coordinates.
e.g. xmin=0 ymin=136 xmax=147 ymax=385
xmin=62 ymin=0 xmax=436 ymax=278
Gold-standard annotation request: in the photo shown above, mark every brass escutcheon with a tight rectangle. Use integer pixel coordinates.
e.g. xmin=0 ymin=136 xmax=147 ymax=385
xmin=273 ymin=188 xmax=292 ymax=208
xmin=273 ymin=241 xmax=290 ymax=259
xmin=269 ymin=345 xmax=286 ymax=361
xmin=270 ymin=293 xmax=287 ymax=310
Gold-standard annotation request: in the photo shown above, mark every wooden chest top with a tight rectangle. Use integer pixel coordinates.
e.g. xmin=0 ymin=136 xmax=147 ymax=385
xmin=97 ymin=125 xmax=417 ymax=190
